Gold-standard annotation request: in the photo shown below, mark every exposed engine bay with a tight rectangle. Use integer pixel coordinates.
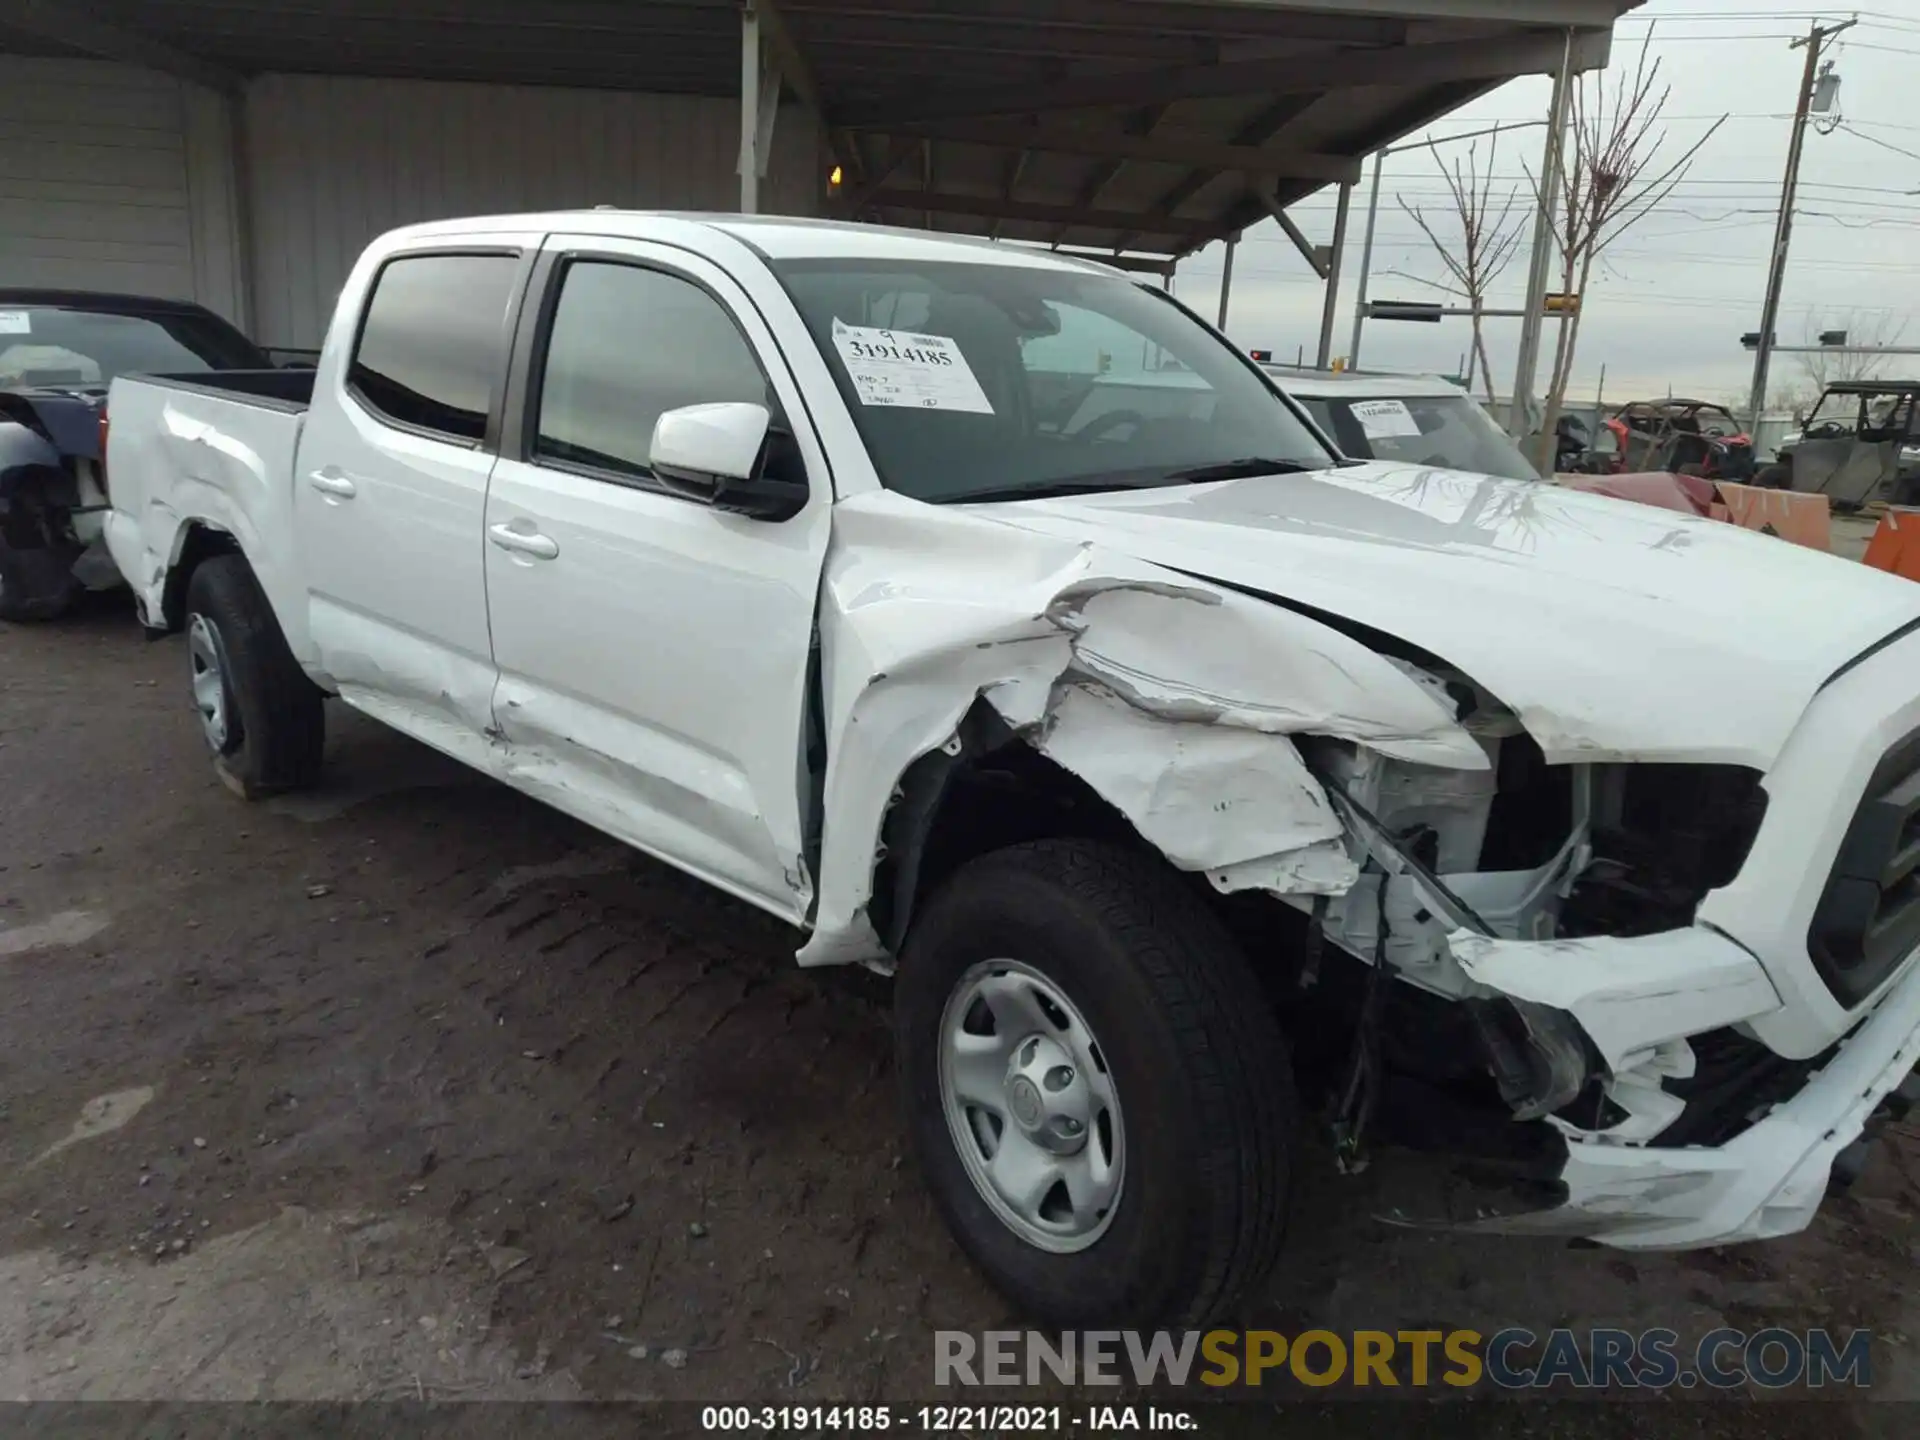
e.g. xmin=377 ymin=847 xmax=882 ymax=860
xmin=1282 ymin=661 xmax=1773 ymax=1168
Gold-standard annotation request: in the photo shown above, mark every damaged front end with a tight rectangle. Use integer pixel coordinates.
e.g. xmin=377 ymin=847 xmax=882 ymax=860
xmin=1289 ymin=701 xmax=1785 ymax=1198
xmin=807 ymin=491 xmax=1813 ymax=1242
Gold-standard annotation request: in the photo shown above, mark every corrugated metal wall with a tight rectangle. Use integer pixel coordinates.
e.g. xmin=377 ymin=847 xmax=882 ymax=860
xmin=0 ymin=56 xmax=242 ymax=318
xmin=244 ymin=74 xmax=822 ymax=348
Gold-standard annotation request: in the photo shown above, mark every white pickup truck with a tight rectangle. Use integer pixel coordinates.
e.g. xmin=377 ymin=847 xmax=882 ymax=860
xmin=105 ymin=211 xmax=1920 ymax=1328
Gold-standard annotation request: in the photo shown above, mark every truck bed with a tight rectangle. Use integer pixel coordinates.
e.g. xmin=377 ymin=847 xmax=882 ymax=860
xmin=103 ymin=369 xmax=313 ymax=650
xmin=128 ymin=367 xmax=315 ymax=412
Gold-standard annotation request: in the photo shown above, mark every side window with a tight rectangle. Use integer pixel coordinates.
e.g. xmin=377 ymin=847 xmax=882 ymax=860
xmin=348 ymin=253 xmax=520 ymax=442
xmin=535 ymin=260 xmax=773 ymax=480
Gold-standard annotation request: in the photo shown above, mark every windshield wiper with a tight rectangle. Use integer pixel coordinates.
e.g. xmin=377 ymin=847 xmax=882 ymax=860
xmin=950 ymin=478 xmax=1173 ymax=505
xmin=1160 ymin=457 xmax=1325 ymax=483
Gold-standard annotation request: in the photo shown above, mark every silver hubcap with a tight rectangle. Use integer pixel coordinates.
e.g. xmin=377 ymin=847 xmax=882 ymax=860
xmin=187 ymin=613 xmax=232 ymax=752
xmin=939 ymin=959 xmax=1124 ymax=1253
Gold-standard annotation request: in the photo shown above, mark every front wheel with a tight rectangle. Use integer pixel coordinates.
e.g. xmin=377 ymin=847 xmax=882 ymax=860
xmin=895 ymin=839 xmax=1296 ymax=1328
xmin=1753 ymin=463 xmax=1792 ymax=490
xmin=183 ymin=555 xmax=325 ymax=798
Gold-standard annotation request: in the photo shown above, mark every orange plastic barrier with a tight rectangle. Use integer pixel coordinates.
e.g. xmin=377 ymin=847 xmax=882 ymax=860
xmin=1712 ymin=482 xmax=1832 ymax=552
xmin=1862 ymin=507 xmax=1920 ymax=581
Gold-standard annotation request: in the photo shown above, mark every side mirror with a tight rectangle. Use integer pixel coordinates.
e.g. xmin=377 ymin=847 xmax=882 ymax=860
xmin=648 ymin=402 xmax=806 ymax=521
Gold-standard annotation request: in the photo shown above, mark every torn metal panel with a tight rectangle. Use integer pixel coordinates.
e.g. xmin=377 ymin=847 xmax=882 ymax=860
xmin=800 ymin=491 xmax=1485 ymax=967
xmin=1449 ymin=926 xmax=1784 ymax=1074
xmin=1030 ymin=682 xmax=1354 ymax=885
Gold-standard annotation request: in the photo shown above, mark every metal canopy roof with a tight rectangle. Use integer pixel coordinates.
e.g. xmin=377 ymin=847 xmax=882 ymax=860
xmin=0 ymin=1 xmax=1642 ymax=263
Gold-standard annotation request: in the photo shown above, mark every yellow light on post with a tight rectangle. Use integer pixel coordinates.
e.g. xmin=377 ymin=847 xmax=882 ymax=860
xmin=828 ymin=164 xmax=844 ymax=191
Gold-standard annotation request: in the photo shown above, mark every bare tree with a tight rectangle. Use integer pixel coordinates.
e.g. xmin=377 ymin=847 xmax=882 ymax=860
xmin=1396 ymin=137 xmax=1525 ymax=401
xmin=1528 ymin=31 xmax=1726 ymax=465
xmin=1789 ymin=309 xmax=1913 ymax=403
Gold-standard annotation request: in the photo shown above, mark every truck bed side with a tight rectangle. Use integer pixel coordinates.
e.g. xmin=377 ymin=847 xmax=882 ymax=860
xmin=103 ymin=371 xmax=314 ymax=661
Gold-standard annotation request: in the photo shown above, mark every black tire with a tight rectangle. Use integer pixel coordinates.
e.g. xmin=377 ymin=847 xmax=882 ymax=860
xmin=0 ymin=540 xmax=80 ymax=622
xmin=1754 ymin=464 xmax=1792 ymax=490
xmin=183 ymin=554 xmax=325 ymax=799
xmin=895 ymin=839 xmax=1296 ymax=1328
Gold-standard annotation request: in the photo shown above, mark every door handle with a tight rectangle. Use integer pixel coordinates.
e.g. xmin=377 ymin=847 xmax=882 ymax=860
xmin=308 ymin=469 xmax=357 ymax=498
xmin=488 ymin=523 xmax=559 ymax=560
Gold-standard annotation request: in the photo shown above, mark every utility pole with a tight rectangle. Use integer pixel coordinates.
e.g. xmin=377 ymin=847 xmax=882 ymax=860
xmin=1508 ymin=28 xmax=1574 ymax=447
xmin=1747 ymin=17 xmax=1856 ymax=424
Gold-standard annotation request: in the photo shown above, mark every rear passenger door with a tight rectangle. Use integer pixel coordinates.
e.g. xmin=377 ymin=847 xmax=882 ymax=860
xmin=297 ymin=240 xmax=534 ymax=748
xmin=481 ymin=240 xmax=833 ymax=922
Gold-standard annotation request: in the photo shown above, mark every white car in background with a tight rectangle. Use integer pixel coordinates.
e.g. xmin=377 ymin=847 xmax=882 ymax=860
xmin=1261 ymin=365 xmax=1543 ymax=482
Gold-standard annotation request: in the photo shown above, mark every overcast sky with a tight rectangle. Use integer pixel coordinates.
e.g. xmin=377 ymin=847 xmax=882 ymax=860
xmin=1176 ymin=0 xmax=1920 ymax=409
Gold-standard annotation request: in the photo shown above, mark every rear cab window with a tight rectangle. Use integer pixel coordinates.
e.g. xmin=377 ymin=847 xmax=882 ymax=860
xmin=347 ymin=253 xmax=521 ymax=443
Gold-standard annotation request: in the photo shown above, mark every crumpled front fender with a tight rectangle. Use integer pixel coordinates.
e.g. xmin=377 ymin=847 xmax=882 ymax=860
xmin=798 ymin=491 xmax=1488 ymax=967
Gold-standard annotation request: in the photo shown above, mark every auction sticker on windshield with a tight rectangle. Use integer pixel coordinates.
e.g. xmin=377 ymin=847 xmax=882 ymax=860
xmin=831 ymin=319 xmax=994 ymax=413
xmin=0 ymin=311 xmax=31 ymax=335
xmin=1351 ymin=398 xmax=1421 ymax=439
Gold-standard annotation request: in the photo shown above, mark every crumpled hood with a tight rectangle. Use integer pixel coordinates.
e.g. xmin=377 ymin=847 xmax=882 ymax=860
xmin=968 ymin=462 xmax=1920 ymax=768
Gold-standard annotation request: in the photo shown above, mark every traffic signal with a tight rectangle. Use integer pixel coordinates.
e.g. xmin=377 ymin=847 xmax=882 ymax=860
xmin=1369 ymin=300 xmax=1444 ymax=323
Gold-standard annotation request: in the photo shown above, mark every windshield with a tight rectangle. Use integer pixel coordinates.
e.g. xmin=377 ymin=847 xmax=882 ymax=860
xmin=0 ymin=305 xmax=263 ymax=390
xmin=770 ymin=258 xmax=1334 ymax=502
xmin=1292 ymin=391 xmax=1539 ymax=482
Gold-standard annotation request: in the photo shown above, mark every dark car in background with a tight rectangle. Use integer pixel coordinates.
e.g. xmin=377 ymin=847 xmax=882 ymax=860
xmin=0 ymin=291 xmax=269 ymax=621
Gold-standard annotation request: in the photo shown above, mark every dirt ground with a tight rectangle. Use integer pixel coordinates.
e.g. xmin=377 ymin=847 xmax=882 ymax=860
xmin=2 ymin=596 xmax=1917 ymax=1431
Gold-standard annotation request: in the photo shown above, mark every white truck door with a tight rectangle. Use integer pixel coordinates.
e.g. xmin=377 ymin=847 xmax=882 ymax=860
xmin=295 ymin=240 xmax=535 ymax=748
xmin=482 ymin=241 xmax=833 ymax=923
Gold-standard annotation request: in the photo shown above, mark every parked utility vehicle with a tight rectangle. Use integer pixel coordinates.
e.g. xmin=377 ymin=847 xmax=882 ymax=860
xmin=1758 ymin=380 xmax=1920 ymax=509
xmin=105 ymin=213 xmax=1920 ymax=1327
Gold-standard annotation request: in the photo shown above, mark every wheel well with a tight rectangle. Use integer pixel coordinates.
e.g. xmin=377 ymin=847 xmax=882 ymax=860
xmin=161 ymin=524 xmax=241 ymax=631
xmin=871 ymin=704 xmax=1150 ymax=953
xmin=0 ymin=464 xmax=78 ymax=550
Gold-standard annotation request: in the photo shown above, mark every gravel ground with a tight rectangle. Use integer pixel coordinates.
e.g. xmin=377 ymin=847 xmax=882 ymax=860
xmin=1 ymin=596 xmax=1915 ymax=1432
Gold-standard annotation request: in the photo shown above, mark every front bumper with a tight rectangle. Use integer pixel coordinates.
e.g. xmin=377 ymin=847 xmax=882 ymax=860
xmin=1483 ymin=947 xmax=1920 ymax=1248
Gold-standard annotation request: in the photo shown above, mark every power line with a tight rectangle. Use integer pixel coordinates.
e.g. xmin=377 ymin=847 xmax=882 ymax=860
xmin=1833 ymin=122 xmax=1920 ymax=165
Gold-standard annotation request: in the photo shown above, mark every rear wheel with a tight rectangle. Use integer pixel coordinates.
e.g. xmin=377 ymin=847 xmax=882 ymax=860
xmin=895 ymin=838 xmax=1296 ymax=1328
xmin=183 ymin=555 xmax=325 ymax=798
xmin=1754 ymin=463 xmax=1792 ymax=490
xmin=0 ymin=540 xmax=80 ymax=622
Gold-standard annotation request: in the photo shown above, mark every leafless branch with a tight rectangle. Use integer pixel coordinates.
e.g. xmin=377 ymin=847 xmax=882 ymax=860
xmin=1524 ymin=23 xmax=1729 ymax=465
xmin=1393 ymin=135 xmax=1526 ymax=399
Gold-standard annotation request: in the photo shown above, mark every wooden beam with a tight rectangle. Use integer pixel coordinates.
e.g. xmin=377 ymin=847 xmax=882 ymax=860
xmin=863 ymin=189 xmax=1219 ymax=239
xmin=1171 ymin=0 xmax=1624 ymax=24
xmin=1112 ymin=90 xmax=1318 ymax=251
xmin=865 ymin=119 xmax=1362 ymax=184
xmin=754 ymin=0 xmax=862 ymax=181
xmin=838 ymin=29 xmax=1608 ymax=127
xmin=844 ymin=135 xmax=920 ymax=214
xmin=1254 ymin=188 xmax=1330 ymax=278
xmin=780 ymin=0 xmax=1404 ymax=46
xmin=1049 ymin=102 xmax=1165 ymax=244
xmin=0 ymin=0 xmax=242 ymax=93
xmin=1197 ymin=74 xmax=1499 ymax=247
xmin=1045 ymin=248 xmax=1179 ymax=277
